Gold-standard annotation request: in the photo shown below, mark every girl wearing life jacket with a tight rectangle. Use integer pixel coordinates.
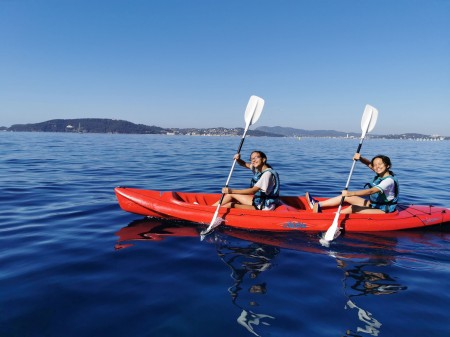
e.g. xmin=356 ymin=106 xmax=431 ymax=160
xmin=306 ymin=154 xmax=399 ymax=214
xmin=213 ymin=151 xmax=280 ymax=210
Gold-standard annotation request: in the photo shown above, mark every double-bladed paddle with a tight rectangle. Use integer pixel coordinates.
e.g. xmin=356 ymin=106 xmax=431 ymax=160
xmin=200 ymin=95 xmax=265 ymax=237
xmin=320 ymin=104 xmax=378 ymax=246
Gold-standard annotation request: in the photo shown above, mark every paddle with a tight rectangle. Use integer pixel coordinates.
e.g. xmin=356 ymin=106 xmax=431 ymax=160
xmin=200 ymin=95 xmax=265 ymax=237
xmin=320 ymin=104 xmax=378 ymax=246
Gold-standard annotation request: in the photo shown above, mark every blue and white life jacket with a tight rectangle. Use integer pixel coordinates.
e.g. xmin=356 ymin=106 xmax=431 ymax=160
xmin=365 ymin=174 xmax=399 ymax=213
xmin=250 ymin=168 xmax=280 ymax=210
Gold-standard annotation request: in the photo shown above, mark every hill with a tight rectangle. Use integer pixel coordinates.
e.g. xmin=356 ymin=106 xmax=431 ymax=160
xmin=7 ymin=118 xmax=166 ymax=134
xmin=4 ymin=118 xmax=281 ymax=137
xmin=255 ymin=126 xmax=360 ymax=138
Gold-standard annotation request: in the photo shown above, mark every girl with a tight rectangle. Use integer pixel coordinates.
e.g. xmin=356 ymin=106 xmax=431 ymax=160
xmin=306 ymin=153 xmax=399 ymax=214
xmin=213 ymin=151 xmax=280 ymax=210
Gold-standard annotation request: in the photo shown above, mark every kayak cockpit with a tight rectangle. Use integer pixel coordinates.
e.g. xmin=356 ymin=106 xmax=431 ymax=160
xmin=171 ymin=191 xmax=221 ymax=206
xmin=170 ymin=191 xmax=308 ymax=212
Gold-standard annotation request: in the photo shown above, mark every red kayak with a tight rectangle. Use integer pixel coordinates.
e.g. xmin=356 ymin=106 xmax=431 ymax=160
xmin=114 ymin=187 xmax=450 ymax=232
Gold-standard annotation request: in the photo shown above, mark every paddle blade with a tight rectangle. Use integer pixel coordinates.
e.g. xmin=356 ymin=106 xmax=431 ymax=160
xmin=244 ymin=95 xmax=265 ymax=127
xmin=323 ymin=215 xmax=341 ymax=243
xmin=360 ymin=104 xmax=378 ymax=137
xmin=200 ymin=216 xmax=223 ymax=239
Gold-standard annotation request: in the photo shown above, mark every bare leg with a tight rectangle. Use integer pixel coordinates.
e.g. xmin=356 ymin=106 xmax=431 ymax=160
xmin=213 ymin=194 xmax=254 ymax=208
xmin=341 ymin=205 xmax=386 ymax=214
xmin=212 ymin=194 xmax=234 ymax=206
xmin=221 ymin=202 xmax=256 ymax=209
xmin=320 ymin=195 xmax=368 ymax=208
xmin=229 ymin=194 xmax=254 ymax=206
xmin=321 ymin=197 xmax=386 ymax=214
xmin=318 ymin=195 xmax=343 ymax=208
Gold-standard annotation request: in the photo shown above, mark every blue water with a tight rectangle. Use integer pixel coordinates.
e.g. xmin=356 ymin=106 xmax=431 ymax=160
xmin=1 ymin=132 xmax=449 ymax=337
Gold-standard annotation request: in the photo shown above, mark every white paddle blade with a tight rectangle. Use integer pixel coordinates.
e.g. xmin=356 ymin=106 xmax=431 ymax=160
xmin=323 ymin=217 xmax=341 ymax=242
xmin=360 ymin=104 xmax=378 ymax=137
xmin=201 ymin=209 xmax=223 ymax=236
xmin=244 ymin=95 xmax=265 ymax=127
xmin=366 ymin=105 xmax=378 ymax=133
xmin=200 ymin=216 xmax=223 ymax=238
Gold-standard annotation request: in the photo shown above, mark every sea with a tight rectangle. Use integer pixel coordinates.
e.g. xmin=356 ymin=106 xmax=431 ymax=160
xmin=1 ymin=132 xmax=449 ymax=337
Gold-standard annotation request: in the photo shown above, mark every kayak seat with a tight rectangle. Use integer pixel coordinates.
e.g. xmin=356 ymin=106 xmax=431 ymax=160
xmin=276 ymin=201 xmax=303 ymax=212
xmin=171 ymin=192 xmax=185 ymax=202
xmin=171 ymin=191 xmax=207 ymax=205
xmin=278 ymin=197 xmax=307 ymax=211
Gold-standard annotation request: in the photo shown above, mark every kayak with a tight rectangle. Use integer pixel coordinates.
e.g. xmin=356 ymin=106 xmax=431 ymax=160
xmin=114 ymin=187 xmax=450 ymax=232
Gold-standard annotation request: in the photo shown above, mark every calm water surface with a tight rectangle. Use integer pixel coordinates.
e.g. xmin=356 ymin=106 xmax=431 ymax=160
xmin=1 ymin=132 xmax=449 ymax=337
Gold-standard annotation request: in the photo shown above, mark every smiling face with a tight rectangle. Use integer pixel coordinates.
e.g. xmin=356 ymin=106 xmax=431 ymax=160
xmin=371 ymin=156 xmax=391 ymax=177
xmin=250 ymin=151 xmax=267 ymax=170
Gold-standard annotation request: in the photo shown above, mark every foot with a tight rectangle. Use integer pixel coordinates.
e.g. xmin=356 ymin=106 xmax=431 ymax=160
xmin=305 ymin=192 xmax=317 ymax=209
xmin=313 ymin=203 xmax=322 ymax=213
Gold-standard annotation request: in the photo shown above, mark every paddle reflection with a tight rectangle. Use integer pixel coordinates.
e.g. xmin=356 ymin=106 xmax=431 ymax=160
xmin=329 ymin=234 xmax=407 ymax=337
xmin=212 ymin=232 xmax=278 ymax=336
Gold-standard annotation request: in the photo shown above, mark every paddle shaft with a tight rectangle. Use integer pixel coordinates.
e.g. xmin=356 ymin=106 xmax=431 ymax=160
xmin=335 ymin=141 xmax=364 ymax=211
xmin=213 ymin=126 xmax=250 ymax=209
xmin=201 ymin=124 xmax=252 ymax=236
xmin=343 ymin=143 xmax=364 ymax=191
xmin=324 ymin=135 xmax=367 ymax=242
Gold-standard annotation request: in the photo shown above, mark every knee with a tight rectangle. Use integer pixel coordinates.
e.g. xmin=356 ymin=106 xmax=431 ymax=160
xmin=342 ymin=206 xmax=353 ymax=214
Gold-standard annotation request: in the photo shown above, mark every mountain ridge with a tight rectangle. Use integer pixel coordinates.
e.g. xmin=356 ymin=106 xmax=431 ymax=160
xmin=1 ymin=118 xmax=447 ymax=139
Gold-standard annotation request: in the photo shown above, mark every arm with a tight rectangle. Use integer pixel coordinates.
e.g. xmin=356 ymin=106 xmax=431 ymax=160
xmin=354 ymin=153 xmax=374 ymax=172
xmin=234 ymin=153 xmax=251 ymax=169
xmin=342 ymin=186 xmax=379 ymax=197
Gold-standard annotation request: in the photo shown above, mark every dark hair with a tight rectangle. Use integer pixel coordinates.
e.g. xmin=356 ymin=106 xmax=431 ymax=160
xmin=372 ymin=155 xmax=394 ymax=175
xmin=250 ymin=150 xmax=272 ymax=168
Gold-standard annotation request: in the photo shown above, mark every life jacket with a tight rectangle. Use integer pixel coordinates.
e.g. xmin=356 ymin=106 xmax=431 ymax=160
xmin=250 ymin=168 xmax=280 ymax=210
xmin=365 ymin=174 xmax=399 ymax=213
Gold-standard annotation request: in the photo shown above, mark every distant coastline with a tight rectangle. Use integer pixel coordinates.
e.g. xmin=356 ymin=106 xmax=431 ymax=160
xmin=0 ymin=118 xmax=447 ymax=140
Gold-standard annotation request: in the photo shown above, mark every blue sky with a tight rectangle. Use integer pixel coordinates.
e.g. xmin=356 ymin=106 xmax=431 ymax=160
xmin=1 ymin=0 xmax=449 ymax=135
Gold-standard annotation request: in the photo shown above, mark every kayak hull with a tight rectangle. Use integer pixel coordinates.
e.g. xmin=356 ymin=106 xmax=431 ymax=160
xmin=114 ymin=187 xmax=450 ymax=232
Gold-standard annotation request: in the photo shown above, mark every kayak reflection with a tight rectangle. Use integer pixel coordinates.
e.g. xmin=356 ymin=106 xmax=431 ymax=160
xmin=114 ymin=218 xmax=198 ymax=250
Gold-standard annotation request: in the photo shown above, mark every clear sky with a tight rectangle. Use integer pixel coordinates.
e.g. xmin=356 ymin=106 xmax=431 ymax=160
xmin=1 ymin=0 xmax=449 ymax=135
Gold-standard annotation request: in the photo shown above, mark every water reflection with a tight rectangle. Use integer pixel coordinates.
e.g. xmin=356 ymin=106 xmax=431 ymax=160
xmin=115 ymin=219 xmax=413 ymax=337
xmin=212 ymin=233 xmax=278 ymax=336
xmin=115 ymin=219 xmax=278 ymax=336
xmin=328 ymin=234 xmax=407 ymax=337
xmin=344 ymin=300 xmax=381 ymax=337
xmin=114 ymin=218 xmax=198 ymax=250
xmin=220 ymin=230 xmax=409 ymax=337
xmin=337 ymin=254 xmax=398 ymax=336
